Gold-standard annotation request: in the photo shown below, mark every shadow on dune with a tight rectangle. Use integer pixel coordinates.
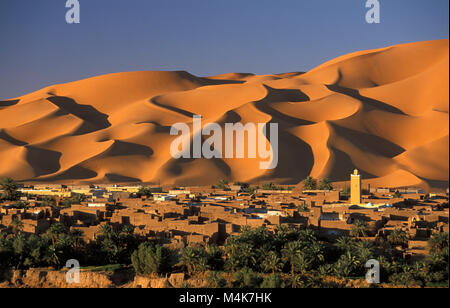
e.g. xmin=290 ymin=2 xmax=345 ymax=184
xmin=274 ymin=72 xmax=306 ymax=78
xmin=163 ymin=157 xmax=232 ymax=179
xmin=149 ymin=97 xmax=197 ymax=118
xmin=27 ymin=165 xmax=98 ymax=182
xmin=0 ymin=129 xmax=27 ymax=146
xmin=216 ymin=110 xmax=243 ymax=124
xmin=326 ymin=84 xmax=405 ymax=115
xmin=0 ymin=99 xmax=20 ymax=108
xmin=253 ymin=85 xmax=315 ymax=127
xmin=46 ymin=96 xmax=111 ymax=133
xmin=420 ymin=178 xmax=450 ymax=190
xmin=329 ymin=123 xmax=405 ymax=158
xmin=200 ymin=77 xmax=247 ymax=86
xmin=135 ymin=121 xmax=173 ymax=134
xmin=25 ymin=146 xmax=61 ymax=177
xmin=261 ymin=84 xmax=310 ymax=102
xmin=102 ymin=140 xmax=154 ymax=157
xmin=323 ymin=147 xmax=378 ymax=182
xmin=253 ymin=125 xmax=314 ymax=184
xmin=104 ymin=173 xmax=141 ymax=183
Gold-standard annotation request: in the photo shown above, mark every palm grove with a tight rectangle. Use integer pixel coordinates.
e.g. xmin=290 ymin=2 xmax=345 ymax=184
xmin=0 ymin=178 xmax=448 ymax=287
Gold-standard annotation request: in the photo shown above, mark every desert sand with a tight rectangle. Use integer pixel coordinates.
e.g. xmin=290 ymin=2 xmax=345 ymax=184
xmin=0 ymin=39 xmax=448 ymax=190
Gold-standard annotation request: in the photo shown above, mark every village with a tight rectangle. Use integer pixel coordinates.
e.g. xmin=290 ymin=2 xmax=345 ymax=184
xmin=0 ymin=170 xmax=448 ymax=264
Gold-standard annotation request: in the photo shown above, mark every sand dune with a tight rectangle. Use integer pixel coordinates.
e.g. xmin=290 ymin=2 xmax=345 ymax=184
xmin=0 ymin=40 xmax=448 ymax=190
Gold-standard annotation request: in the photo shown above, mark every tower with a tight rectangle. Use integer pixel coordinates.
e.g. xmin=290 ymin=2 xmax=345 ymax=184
xmin=350 ymin=169 xmax=361 ymax=205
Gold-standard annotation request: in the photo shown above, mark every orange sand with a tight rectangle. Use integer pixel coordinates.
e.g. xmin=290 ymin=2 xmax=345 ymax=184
xmin=0 ymin=39 xmax=448 ymax=190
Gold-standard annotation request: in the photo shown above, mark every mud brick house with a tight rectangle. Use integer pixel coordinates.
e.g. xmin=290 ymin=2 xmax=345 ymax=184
xmin=21 ymin=219 xmax=51 ymax=234
xmin=60 ymin=204 xmax=105 ymax=226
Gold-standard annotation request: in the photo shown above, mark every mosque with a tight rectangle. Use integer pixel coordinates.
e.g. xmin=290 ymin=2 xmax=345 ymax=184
xmin=349 ymin=169 xmax=389 ymax=209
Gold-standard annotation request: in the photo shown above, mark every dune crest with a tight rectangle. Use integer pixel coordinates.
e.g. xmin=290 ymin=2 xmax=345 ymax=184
xmin=0 ymin=40 xmax=448 ymax=190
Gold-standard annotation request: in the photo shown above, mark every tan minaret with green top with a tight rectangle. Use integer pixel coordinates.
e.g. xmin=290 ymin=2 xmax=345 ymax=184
xmin=350 ymin=169 xmax=361 ymax=205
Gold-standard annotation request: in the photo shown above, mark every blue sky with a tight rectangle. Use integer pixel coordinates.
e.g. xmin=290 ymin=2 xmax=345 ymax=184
xmin=0 ymin=0 xmax=448 ymax=99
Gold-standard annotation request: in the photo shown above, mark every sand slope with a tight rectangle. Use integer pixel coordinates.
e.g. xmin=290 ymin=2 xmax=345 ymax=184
xmin=0 ymin=40 xmax=448 ymax=190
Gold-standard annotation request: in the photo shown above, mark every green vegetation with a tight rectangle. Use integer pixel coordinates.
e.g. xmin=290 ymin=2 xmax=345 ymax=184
xmin=393 ymin=190 xmax=403 ymax=198
xmin=385 ymin=234 xmax=449 ymax=287
xmin=80 ymin=264 xmax=126 ymax=272
xmin=262 ymin=182 xmax=276 ymax=190
xmin=260 ymin=273 xmax=285 ymax=288
xmin=10 ymin=201 xmax=29 ymax=209
xmin=0 ymin=221 xmax=447 ymax=288
xmin=261 ymin=251 xmax=283 ymax=274
xmin=350 ymin=220 xmax=368 ymax=237
xmin=318 ymin=178 xmax=333 ymax=191
xmin=131 ymin=242 xmax=172 ymax=275
xmin=261 ymin=182 xmax=294 ymax=191
xmin=233 ymin=182 xmax=249 ymax=189
xmin=428 ymin=232 xmax=449 ymax=254
xmin=136 ymin=186 xmax=153 ymax=198
xmin=243 ymin=186 xmax=259 ymax=194
xmin=9 ymin=217 xmax=24 ymax=235
xmin=215 ymin=180 xmax=230 ymax=190
xmin=232 ymin=182 xmax=260 ymax=194
xmin=41 ymin=196 xmax=56 ymax=207
xmin=0 ymin=178 xmax=21 ymax=201
xmin=297 ymin=203 xmax=310 ymax=212
xmin=178 ymin=246 xmax=209 ymax=275
xmin=387 ymin=229 xmax=409 ymax=248
xmin=206 ymin=271 xmax=227 ymax=288
xmin=233 ymin=268 xmax=263 ymax=288
xmin=303 ymin=176 xmax=317 ymax=190
xmin=61 ymin=193 xmax=87 ymax=208
xmin=303 ymin=176 xmax=334 ymax=191
xmin=0 ymin=222 xmax=140 ymax=271
xmin=215 ymin=181 xmax=293 ymax=193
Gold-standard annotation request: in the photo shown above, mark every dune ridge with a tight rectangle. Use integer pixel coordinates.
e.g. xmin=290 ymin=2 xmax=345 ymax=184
xmin=0 ymin=39 xmax=448 ymax=190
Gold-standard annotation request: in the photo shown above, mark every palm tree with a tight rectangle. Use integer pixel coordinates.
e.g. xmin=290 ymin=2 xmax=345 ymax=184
xmin=293 ymin=251 xmax=312 ymax=275
xmin=261 ymin=251 xmax=283 ymax=274
xmin=45 ymin=223 xmax=68 ymax=245
xmin=0 ymin=177 xmax=20 ymax=201
xmin=281 ymin=241 xmax=301 ymax=277
xmin=297 ymin=229 xmax=317 ymax=243
xmin=137 ymin=186 xmax=152 ymax=198
xmin=354 ymin=240 xmax=374 ymax=263
xmin=318 ymin=178 xmax=333 ymax=191
xmin=350 ymin=220 xmax=368 ymax=237
xmin=290 ymin=274 xmax=304 ymax=288
xmin=308 ymin=241 xmax=325 ymax=264
xmin=378 ymin=255 xmax=394 ymax=276
xmin=45 ymin=245 xmax=62 ymax=268
xmin=393 ymin=190 xmax=403 ymax=198
xmin=344 ymin=251 xmax=361 ymax=269
xmin=303 ymin=176 xmax=317 ymax=190
xmin=178 ymin=247 xmax=208 ymax=276
xmin=428 ymin=232 xmax=449 ymax=254
xmin=240 ymin=225 xmax=251 ymax=234
xmin=274 ymin=225 xmax=302 ymax=247
xmin=387 ymin=229 xmax=409 ymax=248
xmin=412 ymin=261 xmax=427 ymax=282
xmin=70 ymin=229 xmax=85 ymax=249
xmin=224 ymin=239 xmax=240 ymax=272
xmin=335 ymin=236 xmax=354 ymax=252
xmin=318 ymin=264 xmax=332 ymax=278
xmin=334 ymin=255 xmax=353 ymax=278
xmin=179 ymin=247 xmax=197 ymax=275
xmin=97 ymin=223 xmax=114 ymax=240
xmin=224 ymin=235 xmax=257 ymax=272
xmin=205 ymin=244 xmax=223 ymax=270
xmin=238 ymin=242 xmax=257 ymax=269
